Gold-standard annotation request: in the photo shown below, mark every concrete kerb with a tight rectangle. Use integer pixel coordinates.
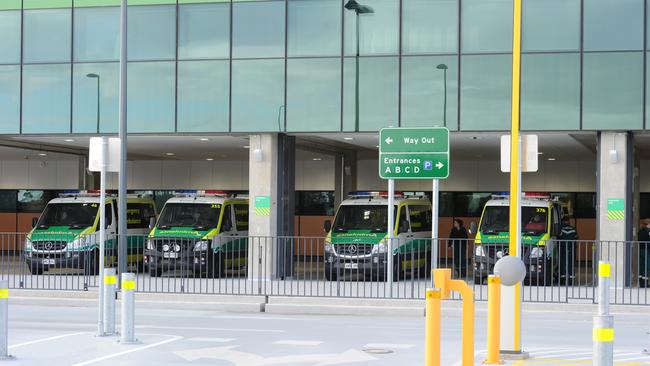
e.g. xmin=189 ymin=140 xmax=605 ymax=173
xmin=4 ymin=289 xmax=650 ymax=317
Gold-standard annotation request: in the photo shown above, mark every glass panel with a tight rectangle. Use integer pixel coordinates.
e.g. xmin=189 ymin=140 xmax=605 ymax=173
xmin=522 ymin=0 xmax=580 ymax=52
xmin=401 ymin=56 xmax=458 ymax=130
xmin=344 ymin=0 xmax=399 ymax=56
xmin=22 ymin=64 xmax=71 ymax=134
xmin=402 ymin=0 xmax=458 ymax=55
xmin=461 ymin=0 xmax=512 ymax=53
xmin=232 ymin=1 xmax=285 ymax=58
xmin=0 ymin=11 xmax=21 ymax=64
xmin=583 ymin=52 xmax=643 ymax=130
xmin=295 ymin=191 xmax=335 ymax=216
xmin=0 ymin=191 xmax=17 ymax=213
xmin=521 ymin=53 xmax=580 ymax=130
xmin=74 ymin=6 xmax=120 ymax=62
xmin=584 ymin=0 xmax=643 ymax=51
xmin=288 ymin=0 xmax=341 ymax=57
xmin=454 ymin=192 xmax=492 ymax=217
xmin=231 ymin=59 xmax=284 ymax=132
xmin=460 ymin=55 xmax=511 ymax=130
xmin=72 ymin=63 xmax=119 ymax=133
xmin=178 ymin=3 xmax=230 ymax=59
xmin=177 ymin=60 xmax=229 ymax=132
xmin=127 ymin=61 xmax=176 ymax=132
xmin=0 ymin=65 xmax=20 ymax=133
xmin=286 ymin=58 xmax=341 ymax=132
xmin=128 ymin=5 xmax=176 ymax=61
xmin=343 ymin=56 xmax=398 ymax=131
xmin=23 ymin=9 xmax=72 ymax=63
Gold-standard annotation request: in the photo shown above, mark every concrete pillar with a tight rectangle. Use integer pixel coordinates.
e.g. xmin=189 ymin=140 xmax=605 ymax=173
xmin=597 ymin=132 xmax=633 ymax=287
xmin=334 ymin=151 xmax=357 ymax=208
xmin=247 ymin=134 xmax=295 ymax=280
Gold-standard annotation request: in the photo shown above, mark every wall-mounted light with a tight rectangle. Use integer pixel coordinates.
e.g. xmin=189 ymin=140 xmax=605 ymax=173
xmin=609 ymin=149 xmax=618 ymax=164
xmin=254 ymin=148 xmax=263 ymax=162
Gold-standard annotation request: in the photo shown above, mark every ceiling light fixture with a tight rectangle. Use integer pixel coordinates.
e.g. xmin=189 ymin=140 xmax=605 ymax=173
xmin=165 ymin=152 xmax=175 ymax=156
xmin=38 ymin=153 xmax=47 ymax=156
xmin=547 ymin=157 xmax=556 ymax=161
xmin=312 ymin=158 xmax=322 ymax=161
xmin=243 ymin=145 xmax=250 ymax=149
xmin=199 ymin=138 xmax=209 ymax=141
xmin=206 ymin=158 xmax=214 ymax=161
xmin=64 ymin=139 xmax=75 ymax=142
xmin=343 ymin=137 xmax=354 ymax=141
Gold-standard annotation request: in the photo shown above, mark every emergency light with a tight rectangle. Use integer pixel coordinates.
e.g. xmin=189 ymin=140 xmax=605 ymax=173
xmin=348 ymin=191 xmax=404 ymax=198
xmin=174 ymin=190 xmax=230 ymax=197
xmin=60 ymin=190 xmax=117 ymax=197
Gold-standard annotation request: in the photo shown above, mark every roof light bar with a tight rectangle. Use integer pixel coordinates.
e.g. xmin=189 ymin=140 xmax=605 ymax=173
xmin=348 ymin=191 xmax=404 ymax=198
xmin=174 ymin=190 xmax=231 ymax=197
xmin=60 ymin=190 xmax=117 ymax=197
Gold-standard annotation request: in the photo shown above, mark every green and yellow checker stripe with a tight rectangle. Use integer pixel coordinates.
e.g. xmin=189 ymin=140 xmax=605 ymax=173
xmin=0 ymin=289 xmax=8 ymax=299
xmin=255 ymin=207 xmax=270 ymax=216
xmin=608 ymin=210 xmax=624 ymax=220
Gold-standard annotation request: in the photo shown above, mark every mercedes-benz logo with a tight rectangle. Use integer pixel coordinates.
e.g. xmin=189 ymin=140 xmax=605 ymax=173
xmin=44 ymin=242 xmax=54 ymax=250
xmin=348 ymin=245 xmax=358 ymax=254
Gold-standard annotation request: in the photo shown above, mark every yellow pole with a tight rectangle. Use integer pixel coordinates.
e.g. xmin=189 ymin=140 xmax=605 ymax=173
xmin=509 ymin=0 xmax=523 ymax=353
xmin=486 ymin=275 xmax=502 ymax=364
xmin=448 ymin=279 xmax=474 ymax=366
xmin=425 ymin=288 xmax=441 ymax=366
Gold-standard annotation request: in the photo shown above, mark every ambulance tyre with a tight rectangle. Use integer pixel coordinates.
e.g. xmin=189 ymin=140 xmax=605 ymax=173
xmin=325 ymin=267 xmax=338 ymax=281
xmin=392 ymin=254 xmax=404 ymax=281
xmin=150 ymin=267 xmax=162 ymax=277
xmin=84 ymin=250 xmax=100 ymax=276
xmin=418 ymin=251 xmax=432 ymax=279
xmin=29 ymin=265 xmax=43 ymax=275
xmin=207 ymin=253 xmax=225 ymax=278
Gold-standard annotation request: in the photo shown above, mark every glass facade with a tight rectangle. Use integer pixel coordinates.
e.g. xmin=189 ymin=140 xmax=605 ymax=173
xmin=0 ymin=0 xmax=649 ymax=134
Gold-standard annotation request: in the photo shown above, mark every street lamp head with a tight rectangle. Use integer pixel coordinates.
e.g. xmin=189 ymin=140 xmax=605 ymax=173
xmin=436 ymin=64 xmax=448 ymax=70
xmin=86 ymin=73 xmax=99 ymax=78
xmin=344 ymin=0 xmax=374 ymax=14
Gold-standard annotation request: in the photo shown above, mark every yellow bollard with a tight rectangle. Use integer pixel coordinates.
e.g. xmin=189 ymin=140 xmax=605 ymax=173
xmin=485 ymin=275 xmax=502 ymax=364
xmin=425 ymin=288 xmax=441 ymax=366
xmin=431 ymin=269 xmax=475 ymax=366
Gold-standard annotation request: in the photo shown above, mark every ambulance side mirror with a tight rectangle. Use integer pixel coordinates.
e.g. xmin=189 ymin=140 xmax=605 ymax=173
xmin=32 ymin=217 xmax=38 ymax=228
xmin=149 ymin=217 xmax=156 ymax=230
xmin=324 ymin=220 xmax=332 ymax=233
xmin=469 ymin=221 xmax=477 ymax=235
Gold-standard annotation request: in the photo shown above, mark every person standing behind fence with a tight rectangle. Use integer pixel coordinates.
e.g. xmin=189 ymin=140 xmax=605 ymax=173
xmin=449 ymin=219 xmax=468 ymax=278
xmin=638 ymin=219 xmax=650 ymax=287
xmin=558 ymin=217 xmax=578 ymax=284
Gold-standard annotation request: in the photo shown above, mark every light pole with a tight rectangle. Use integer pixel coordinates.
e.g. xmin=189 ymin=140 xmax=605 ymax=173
xmin=86 ymin=73 xmax=100 ymax=133
xmin=344 ymin=0 xmax=373 ymax=132
xmin=436 ymin=64 xmax=448 ymax=126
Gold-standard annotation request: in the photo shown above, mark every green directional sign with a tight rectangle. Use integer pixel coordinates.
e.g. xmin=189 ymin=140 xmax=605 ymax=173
xmin=379 ymin=127 xmax=450 ymax=180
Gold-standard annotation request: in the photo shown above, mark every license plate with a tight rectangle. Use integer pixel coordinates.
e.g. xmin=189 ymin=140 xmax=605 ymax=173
xmin=344 ymin=263 xmax=358 ymax=269
xmin=163 ymin=253 xmax=178 ymax=259
xmin=42 ymin=259 xmax=55 ymax=265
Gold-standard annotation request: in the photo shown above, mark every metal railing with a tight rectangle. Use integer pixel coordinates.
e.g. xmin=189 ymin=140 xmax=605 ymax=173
xmin=2 ymin=232 xmax=650 ymax=305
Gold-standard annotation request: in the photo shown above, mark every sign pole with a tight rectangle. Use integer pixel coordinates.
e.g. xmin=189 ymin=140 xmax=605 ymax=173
xmin=501 ymin=0 xmax=526 ymax=357
xmin=431 ymin=179 xmax=439 ymax=270
xmin=97 ymin=137 xmax=107 ymax=337
xmin=387 ymin=179 xmax=395 ymax=297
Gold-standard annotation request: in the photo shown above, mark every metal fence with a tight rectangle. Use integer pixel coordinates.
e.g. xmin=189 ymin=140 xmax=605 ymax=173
xmin=2 ymin=232 xmax=650 ymax=305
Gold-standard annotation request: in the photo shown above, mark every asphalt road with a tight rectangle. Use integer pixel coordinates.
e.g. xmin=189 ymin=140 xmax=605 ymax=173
xmin=4 ymin=298 xmax=650 ymax=365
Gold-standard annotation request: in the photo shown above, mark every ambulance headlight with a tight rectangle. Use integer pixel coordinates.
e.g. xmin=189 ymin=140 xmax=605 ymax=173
xmin=324 ymin=243 xmax=333 ymax=253
xmin=530 ymin=247 xmax=545 ymax=259
xmin=193 ymin=240 xmax=209 ymax=252
xmin=146 ymin=239 xmax=154 ymax=250
xmin=475 ymin=245 xmax=486 ymax=257
xmin=24 ymin=238 xmax=32 ymax=250
xmin=68 ymin=237 xmax=86 ymax=250
xmin=371 ymin=243 xmax=386 ymax=254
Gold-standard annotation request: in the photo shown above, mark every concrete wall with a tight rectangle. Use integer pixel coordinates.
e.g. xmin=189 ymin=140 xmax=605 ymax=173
xmin=0 ymin=156 xmax=614 ymax=192
xmin=0 ymin=160 xmax=79 ymax=189
xmin=357 ymin=159 xmax=597 ymax=192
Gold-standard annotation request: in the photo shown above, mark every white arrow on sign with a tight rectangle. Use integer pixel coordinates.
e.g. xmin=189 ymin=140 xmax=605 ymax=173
xmin=436 ymin=161 xmax=444 ymax=170
xmin=174 ymin=346 xmax=377 ymax=366
xmin=385 ymin=137 xmax=393 ymax=145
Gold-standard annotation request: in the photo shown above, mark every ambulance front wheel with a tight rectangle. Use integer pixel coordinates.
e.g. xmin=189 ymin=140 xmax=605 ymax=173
xmin=207 ymin=252 xmax=225 ymax=278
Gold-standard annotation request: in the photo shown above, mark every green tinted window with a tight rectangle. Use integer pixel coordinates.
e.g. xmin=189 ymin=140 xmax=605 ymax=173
xmin=460 ymin=55 xmax=511 ymax=130
xmin=522 ymin=0 xmax=579 ymax=52
xmin=0 ymin=65 xmax=20 ymax=134
xmin=521 ymin=53 xmax=580 ymax=131
xmin=288 ymin=0 xmax=341 ymax=57
xmin=461 ymin=0 xmax=512 ymax=53
xmin=584 ymin=0 xmax=643 ymax=51
xmin=583 ymin=52 xmax=643 ymax=130
xmin=177 ymin=60 xmax=230 ymax=132
xmin=73 ymin=6 xmax=120 ymax=61
xmin=0 ymin=11 xmax=21 ymax=63
xmin=178 ymin=3 xmax=230 ymax=59
xmin=22 ymin=64 xmax=71 ymax=134
xmin=127 ymin=62 xmax=176 ymax=132
xmin=127 ymin=5 xmax=176 ymax=61
xmin=343 ymin=0 xmax=399 ymax=56
xmin=402 ymin=0 xmax=458 ymax=54
xmin=73 ymin=62 xmax=119 ymax=133
xmin=24 ymin=9 xmax=71 ymax=63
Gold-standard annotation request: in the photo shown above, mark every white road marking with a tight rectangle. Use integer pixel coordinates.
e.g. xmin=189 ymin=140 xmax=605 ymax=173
xmin=174 ymin=345 xmax=377 ymax=366
xmin=213 ymin=315 xmax=301 ymax=321
xmin=273 ymin=340 xmax=324 ymax=346
xmin=146 ymin=325 xmax=284 ymax=333
xmin=363 ymin=343 xmax=414 ymax=350
xmin=9 ymin=332 xmax=88 ymax=349
xmin=71 ymin=335 xmax=183 ymax=366
xmin=188 ymin=337 xmax=236 ymax=343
